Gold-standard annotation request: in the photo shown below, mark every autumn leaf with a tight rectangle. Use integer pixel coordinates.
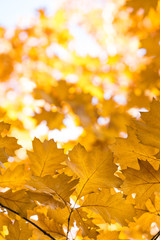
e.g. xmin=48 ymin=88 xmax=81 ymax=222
xmin=6 ymin=220 xmax=32 ymax=240
xmin=132 ymin=213 xmax=160 ymax=238
xmin=120 ymin=210 xmax=160 ymax=240
xmin=0 ymin=165 xmax=30 ymax=188
xmin=28 ymin=191 xmax=65 ymax=209
xmin=72 ymin=208 xmax=99 ymax=239
xmin=142 ymin=192 xmax=160 ymax=217
xmin=0 ymin=212 xmax=11 ymax=231
xmin=46 ymin=206 xmax=69 ymax=225
xmin=27 ymin=173 xmax=78 ymax=208
xmin=111 ymin=126 xmax=160 ymax=170
xmin=121 ymin=160 xmax=160 ymax=206
xmin=67 ymin=92 xmax=97 ymax=127
xmin=81 ymin=190 xmax=135 ymax=225
xmin=67 ymin=144 xmax=121 ymax=196
xmin=0 ymin=190 xmax=35 ymax=217
xmin=0 ymin=123 xmax=20 ymax=159
xmin=134 ymin=100 xmax=160 ymax=154
xmin=0 ymin=136 xmax=21 ymax=157
xmin=30 ymin=209 xmax=66 ymax=239
xmin=27 ymin=138 xmax=66 ymax=177
xmin=28 ymin=206 xmax=68 ymax=238
xmin=34 ymin=108 xmax=65 ymax=130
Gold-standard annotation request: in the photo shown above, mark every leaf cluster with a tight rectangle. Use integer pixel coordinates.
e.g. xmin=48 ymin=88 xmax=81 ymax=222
xmin=0 ymin=0 xmax=160 ymax=239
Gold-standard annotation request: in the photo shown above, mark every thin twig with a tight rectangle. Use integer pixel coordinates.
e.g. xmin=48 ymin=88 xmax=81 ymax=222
xmin=151 ymin=231 xmax=160 ymax=240
xmin=0 ymin=203 xmax=56 ymax=240
xmin=66 ymin=208 xmax=73 ymax=240
xmin=66 ymin=179 xmax=90 ymax=239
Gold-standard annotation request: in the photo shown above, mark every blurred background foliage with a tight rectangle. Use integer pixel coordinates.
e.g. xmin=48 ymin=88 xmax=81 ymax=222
xmin=0 ymin=0 xmax=159 ymax=155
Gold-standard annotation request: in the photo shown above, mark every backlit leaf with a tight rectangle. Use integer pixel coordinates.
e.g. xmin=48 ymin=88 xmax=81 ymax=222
xmin=0 ymin=165 xmax=30 ymax=188
xmin=6 ymin=220 xmax=32 ymax=240
xmin=31 ymin=210 xmax=66 ymax=239
xmin=0 ymin=136 xmax=21 ymax=157
xmin=34 ymin=108 xmax=65 ymax=130
xmin=111 ymin=126 xmax=160 ymax=170
xmin=82 ymin=190 xmax=135 ymax=225
xmin=0 ymin=190 xmax=35 ymax=217
xmin=121 ymin=160 xmax=160 ymax=206
xmin=27 ymin=138 xmax=66 ymax=177
xmin=27 ymin=173 xmax=78 ymax=208
xmin=67 ymin=144 xmax=121 ymax=196
xmin=72 ymin=209 xmax=99 ymax=239
xmin=135 ymin=100 xmax=160 ymax=153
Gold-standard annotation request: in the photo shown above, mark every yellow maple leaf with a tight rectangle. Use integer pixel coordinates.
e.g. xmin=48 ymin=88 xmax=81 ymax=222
xmin=0 ymin=212 xmax=11 ymax=231
xmin=120 ymin=209 xmax=160 ymax=240
xmin=28 ymin=191 xmax=65 ymax=209
xmin=34 ymin=108 xmax=65 ymax=130
xmin=27 ymin=138 xmax=66 ymax=177
xmin=121 ymin=160 xmax=160 ymax=206
xmin=81 ymin=190 xmax=135 ymax=225
xmin=135 ymin=100 xmax=160 ymax=155
xmin=67 ymin=144 xmax=121 ymax=196
xmin=6 ymin=220 xmax=32 ymax=240
xmin=0 ymin=136 xmax=21 ymax=156
xmin=27 ymin=173 xmax=78 ymax=208
xmin=72 ymin=208 xmax=99 ymax=239
xmin=0 ymin=190 xmax=35 ymax=217
xmin=31 ymin=210 xmax=66 ymax=239
xmin=0 ymin=165 xmax=30 ymax=189
xmin=110 ymin=126 xmax=160 ymax=170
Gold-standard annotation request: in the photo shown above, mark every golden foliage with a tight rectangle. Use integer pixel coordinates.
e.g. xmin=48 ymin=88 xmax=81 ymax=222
xmin=27 ymin=138 xmax=66 ymax=177
xmin=0 ymin=0 xmax=160 ymax=239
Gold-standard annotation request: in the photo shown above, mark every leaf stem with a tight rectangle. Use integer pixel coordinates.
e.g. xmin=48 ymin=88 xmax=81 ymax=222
xmin=66 ymin=208 xmax=73 ymax=239
xmin=0 ymin=203 xmax=56 ymax=240
xmin=66 ymin=179 xmax=90 ymax=239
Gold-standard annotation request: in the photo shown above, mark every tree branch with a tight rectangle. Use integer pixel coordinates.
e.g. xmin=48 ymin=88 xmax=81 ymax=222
xmin=151 ymin=231 xmax=160 ymax=240
xmin=0 ymin=203 xmax=56 ymax=240
xmin=66 ymin=208 xmax=73 ymax=240
xmin=66 ymin=181 xmax=89 ymax=240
